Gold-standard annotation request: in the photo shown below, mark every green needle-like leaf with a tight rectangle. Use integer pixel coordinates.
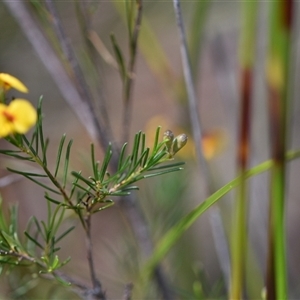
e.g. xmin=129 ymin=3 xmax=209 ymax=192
xmin=71 ymin=172 xmax=96 ymax=191
xmin=99 ymin=143 xmax=113 ymax=182
xmin=6 ymin=168 xmax=60 ymax=195
xmin=110 ymin=33 xmax=127 ymax=82
xmin=54 ymin=134 xmax=66 ymax=177
xmin=63 ymin=139 xmax=73 ymax=188
xmin=55 ymin=226 xmax=75 ymax=244
xmin=24 ymin=232 xmax=43 ymax=250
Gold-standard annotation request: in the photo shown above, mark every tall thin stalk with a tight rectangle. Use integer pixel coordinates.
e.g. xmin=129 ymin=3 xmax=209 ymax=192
xmin=266 ymin=1 xmax=294 ymax=299
xmin=122 ymin=0 xmax=143 ymax=144
xmin=229 ymin=3 xmax=258 ymax=299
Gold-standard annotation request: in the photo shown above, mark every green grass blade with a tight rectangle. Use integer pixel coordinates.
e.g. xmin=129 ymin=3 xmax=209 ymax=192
xmin=143 ymin=150 xmax=300 ymax=277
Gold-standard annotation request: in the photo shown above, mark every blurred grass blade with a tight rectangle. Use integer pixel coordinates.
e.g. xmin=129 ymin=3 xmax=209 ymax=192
xmin=188 ymin=1 xmax=210 ymax=78
xmin=266 ymin=1 xmax=293 ymax=299
xmin=143 ymin=150 xmax=300 ymax=278
xmin=230 ymin=2 xmax=257 ymax=299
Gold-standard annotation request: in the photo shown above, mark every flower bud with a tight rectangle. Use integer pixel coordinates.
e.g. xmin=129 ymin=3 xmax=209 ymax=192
xmin=163 ymin=129 xmax=174 ymax=152
xmin=171 ymin=133 xmax=188 ymax=155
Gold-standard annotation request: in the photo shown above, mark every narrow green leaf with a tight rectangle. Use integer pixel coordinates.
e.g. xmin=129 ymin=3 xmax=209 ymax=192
xmin=137 ymin=167 xmax=183 ymax=180
xmin=63 ymin=139 xmax=73 ymax=188
xmin=131 ymin=131 xmax=142 ymax=169
xmin=130 ymin=147 xmax=149 ymax=173
xmin=22 ymin=135 xmax=37 ymax=156
xmin=44 ymin=193 xmax=61 ymax=205
xmin=118 ymin=142 xmax=128 ymax=171
xmin=54 ymin=134 xmax=66 ymax=178
xmin=147 ymin=161 xmax=185 ymax=171
xmin=99 ymin=143 xmax=113 ymax=182
xmin=51 ymin=206 xmax=65 ymax=238
xmin=55 ymin=226 xmax=75 ymax=244
xmin=110 ymin=33 xmax=127 ymax=82
xmin=152 ymin=126 xmax=161 ymax=155
xmin=24 ymin=232 xmax=43 ymax=250
xmin=6 ymin=168 xmax=60 ymax=195
xmin=9 ymin=205 xmax=18 ymax=235
xmin=0 ymin=150 xmax=32 ymax=160
xmin=6 ymin=168 xmax=47 ymax=178
xmin=90 ymin=144 xmax=99 ymax=181
xmin=71 ymin=172 xmax=96 ymax=191
xmin=145 ymin=150 xmax=167 ymax=168
xmin=142 ymin=147 xmax=150 ymax=167
xmin=32 ymin=217 xmax=45 ymax=240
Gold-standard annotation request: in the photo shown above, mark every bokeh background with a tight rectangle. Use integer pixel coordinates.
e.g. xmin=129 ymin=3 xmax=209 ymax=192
xmin=0 ymin=1 xmax=300 ymax=299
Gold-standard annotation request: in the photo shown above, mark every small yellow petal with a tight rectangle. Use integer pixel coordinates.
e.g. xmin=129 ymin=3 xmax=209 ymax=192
xmin=0 ymin=104 xmax=14 ymax=137
xmin=7 ymin=99 xmax=37 ymax=133
xmin=0 ymin=73 xmax=29 ymax=93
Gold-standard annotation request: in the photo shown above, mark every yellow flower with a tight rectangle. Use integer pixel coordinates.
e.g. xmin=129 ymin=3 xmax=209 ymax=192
xmin=0 ymin=99 xmax=37 ymax=137
xmin=0 ymin=73 xmax=28 ymax=93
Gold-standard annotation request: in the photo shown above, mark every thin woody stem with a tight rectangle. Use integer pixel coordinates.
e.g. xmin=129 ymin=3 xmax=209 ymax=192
xmin=84 ymin=213 xmax=106 ymax=300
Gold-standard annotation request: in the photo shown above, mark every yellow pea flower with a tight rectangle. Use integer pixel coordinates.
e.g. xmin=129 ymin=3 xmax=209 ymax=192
xmin=0 ymin=99 xmax=37 ymax=137
xmin=0 ymin=73 xmax=28 ymax=93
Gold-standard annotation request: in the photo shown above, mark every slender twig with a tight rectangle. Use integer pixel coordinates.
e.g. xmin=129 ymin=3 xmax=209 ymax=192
xmin=84 ymin=214 xmax=106 ymax=300
xmin=76 ymin=1 xmax=112 ymax=133
xmin=122 ymin=0 xmax=143 ymax=144
xmin=44 ymin=0 xmax=110 ymax=150
xmin=172 ymin=0 xmax=208 ymax=181
xmin=172 ymin=0 xmax=231 ymax=293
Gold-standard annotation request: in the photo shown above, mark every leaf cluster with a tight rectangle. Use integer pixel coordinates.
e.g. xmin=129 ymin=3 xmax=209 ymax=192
xmin=0 ymin=97 xmax=186 ymax=279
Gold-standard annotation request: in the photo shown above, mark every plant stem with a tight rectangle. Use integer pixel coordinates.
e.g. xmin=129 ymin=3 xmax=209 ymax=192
xmin=230 ymin=3 xmax=257 ymax=298
xmin=84 ymin=213 xmax=106 ymax=300
xmin=44 ymin=0 xmax=110 ymax=150
xmin=172 ymin=0 xmax=232 ymax=292
xmin=172 ymin=0 xmax=208 ymax=180
xmin=266 ymin=1 xmax=293 ymax=299
xmin=122 ymin=0 xmax=143 ymax=144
